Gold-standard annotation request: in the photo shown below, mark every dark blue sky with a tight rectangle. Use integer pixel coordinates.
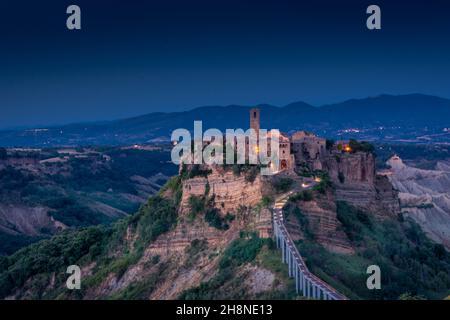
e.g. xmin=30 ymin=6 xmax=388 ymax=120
xmin=1 ymin=0 xmax=450 ymax=128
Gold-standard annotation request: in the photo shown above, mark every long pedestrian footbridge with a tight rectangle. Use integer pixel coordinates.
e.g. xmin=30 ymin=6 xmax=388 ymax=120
xmin=272 ymin=190 xmax=348 ymax=300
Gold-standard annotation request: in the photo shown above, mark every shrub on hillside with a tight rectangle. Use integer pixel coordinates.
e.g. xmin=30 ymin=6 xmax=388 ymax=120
xmin=205 ymin=208 xmax=234 ymax=230
xmin=272 ymin=177 xmax=293 ymax=193
xmin=0 ymin=226 xmax=106 ymax=298
xmin=349 ymin=139 xmax=375 ymax=154
xmin=289 ymin=190 xmax=313 ymax=202
xmin=131 ymin=195 xmax=178 ymax=245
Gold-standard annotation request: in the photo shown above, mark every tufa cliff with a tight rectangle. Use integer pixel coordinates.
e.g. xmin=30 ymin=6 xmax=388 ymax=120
xmin=324 ymin=152 xmax=400 ymax=219
xmin=294 ymin=135 xmax=400 ymax=219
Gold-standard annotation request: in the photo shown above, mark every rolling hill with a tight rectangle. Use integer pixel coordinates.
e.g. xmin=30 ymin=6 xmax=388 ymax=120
xmin=1 ymin=94 xmax=450 ymax=146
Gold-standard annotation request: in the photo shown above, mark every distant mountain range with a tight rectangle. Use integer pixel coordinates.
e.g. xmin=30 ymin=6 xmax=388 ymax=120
xmin=2 ymin=94 xmax=450 ymax=146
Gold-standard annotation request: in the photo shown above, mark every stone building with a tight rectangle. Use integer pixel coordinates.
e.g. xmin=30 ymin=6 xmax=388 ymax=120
xmin=291 ymin=131 xmax=326 ymax=171
xmin=278 ymin=133 xmax=293 ymax=170
xmin=249 ymin=108 xmax=294 ymax=172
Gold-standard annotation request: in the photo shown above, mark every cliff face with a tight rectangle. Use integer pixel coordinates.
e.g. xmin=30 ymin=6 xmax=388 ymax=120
xmin=285 ymin=191 xmax=354 ymax=254
xmin=325 ymin=152 xmax=375 ymax=185
xmin=293 ymin=137 xmax=400 ymax=219
xmin=110 ymin=168 xmax=273 ymax=299
xmin=180 ymin=169 xmax=263 ymax=215
xmin=0 ymin=204 xmax=64 ymax=237
xmin=323 ymin=152 xmax=400 ymax=219
xmin=386 ymin=158 xmax=450 ymax=249
xmin=149 ymin=167 xmax=268 ymax=256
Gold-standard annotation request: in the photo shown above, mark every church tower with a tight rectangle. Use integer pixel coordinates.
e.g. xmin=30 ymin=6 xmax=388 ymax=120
xmin=249 ymin=108 xmax=260 ymax=137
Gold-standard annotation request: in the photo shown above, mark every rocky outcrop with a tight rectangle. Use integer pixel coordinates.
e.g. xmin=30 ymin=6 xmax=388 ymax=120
xmin=323 ymin=152 xmax=400 ymax=219
xmin=180 ymin=168 xmax=263 ymax=215
xmin=386 ymin=157 xmax=450 ymax=249
xmin=333 ymin=175 xmax=400 ymax=219
xmin=294 ymin=137 xmax=400 ymax=219
xmin=150 ymin=167 xmax=267 ymax=256
xmin=0 ymin=204 xmax=64 ymax=237
xmin=325 ymin=152 xmax=375 ymax=185
xmin=148 ymin=219 xmax=239 ymax=255
xmin=286 ymin=191 xmax=353 ymax=254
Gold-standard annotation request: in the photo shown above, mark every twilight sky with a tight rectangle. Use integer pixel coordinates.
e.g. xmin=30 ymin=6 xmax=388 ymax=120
xmin=0 ymin=0 xmax=450 ymax=128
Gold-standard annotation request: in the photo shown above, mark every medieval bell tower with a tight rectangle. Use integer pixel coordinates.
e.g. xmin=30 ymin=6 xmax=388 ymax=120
xmin=249 ymin=108 xmax=260 ymax=138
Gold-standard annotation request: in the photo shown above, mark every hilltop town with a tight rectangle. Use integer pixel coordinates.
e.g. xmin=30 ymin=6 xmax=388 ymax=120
xmin=0 ymin=109 xmax=449 ymax=300
xmin=178 ymin=108 xmax=400 ymax=228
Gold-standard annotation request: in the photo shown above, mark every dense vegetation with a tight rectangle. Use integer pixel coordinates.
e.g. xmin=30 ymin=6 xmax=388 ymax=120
xmin=46 ymin=196 xmax=113 ymax=227
xmin=348 ymin=139 xmax=375 ymax=154
xmin=0 ymin=226 xmax=108 ymax=299
xmin=289 ymin=190 xmax=313 ymax=202
xmin=107 ymin=148 xmax=175 ymax=178
xmin=231 ymin=164 xmax=259 ymax=183
xmin=205 ymin=208 xmax=234 ymax=230
xmin=271 ymin=177 xmax=294 ymax=193
xmin=179 ymin=233 xmax=295 ymax=300
xmin=0 ymin=192 xmax=179 ymax=299
xmin=0 ymin=233 xmax=45 ymax=256
xmin=0 ymin=146 xmax=177 ymax=254
xmin=312 ymin=171 xmax=333 ymax=194
xmin=188 ymin=195 xmax=235 ymax=230
xmin=129 ymin=196 xmax=177 ymax=245
xmin=180 ymin=164 xmax=212 ymax=180
xmin=295 ymin=201 xmax=450 ymax=300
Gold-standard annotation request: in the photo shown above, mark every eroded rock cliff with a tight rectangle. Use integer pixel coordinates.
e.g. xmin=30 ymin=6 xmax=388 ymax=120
xmin=386 ymin=157 xmax=450 ymax=249
xmin=179 ymin=168 xmax=263 ymax=215
xmin=324 ymin=152 xmax=400 ymax=219
xmin=285 ymin=190 xmax=354 ymax=254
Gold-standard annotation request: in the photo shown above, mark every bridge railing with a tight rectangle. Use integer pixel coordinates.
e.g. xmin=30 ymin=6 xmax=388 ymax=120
xmin=272 ymin=192 xmax=348 ymax=300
